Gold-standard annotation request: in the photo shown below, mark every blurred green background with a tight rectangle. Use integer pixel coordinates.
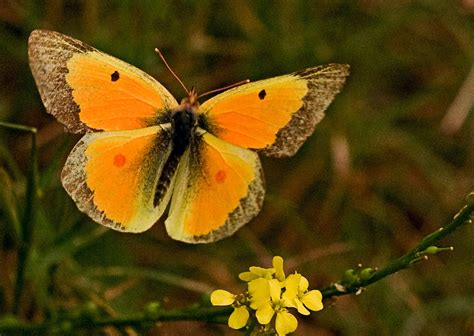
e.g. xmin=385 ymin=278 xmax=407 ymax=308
xmin=0 ymin=1 xmax=473 ymax=335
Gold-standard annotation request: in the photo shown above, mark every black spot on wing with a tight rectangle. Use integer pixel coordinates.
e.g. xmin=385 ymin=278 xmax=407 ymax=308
xmin=258 ymin=89 xmax=266 ymax=100
xmin=111 ymin=70 xmax=120 ymax=81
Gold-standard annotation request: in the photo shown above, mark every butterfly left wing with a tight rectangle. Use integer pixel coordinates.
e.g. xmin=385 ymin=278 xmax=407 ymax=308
xmin=165 ymin=132 xmax=265 ymax=243
xmin=62 ymin=125 xmax=174 ymax=232
xmin=201 ymin=64 xmax=349 ymax=157
xmin=28 ymin=30 xmax=178 ymax=133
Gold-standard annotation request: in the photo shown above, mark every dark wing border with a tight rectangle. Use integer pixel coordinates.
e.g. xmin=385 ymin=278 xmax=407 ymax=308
xmin=258 ymin=64 xmax=350 ymax=157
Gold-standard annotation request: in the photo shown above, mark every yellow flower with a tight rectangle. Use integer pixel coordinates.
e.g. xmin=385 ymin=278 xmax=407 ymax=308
xmin=239 ymin=256 xmax=286 ymax=282
xmin=283 ymin=273 xmax=323 ymax=315
xmin=211 ymin=256 xmax=320 ymax=335
xmin=248 ymin=278 xmax=297 ymax=336
xmin=210 ymin=289 xmax=250 ymax=329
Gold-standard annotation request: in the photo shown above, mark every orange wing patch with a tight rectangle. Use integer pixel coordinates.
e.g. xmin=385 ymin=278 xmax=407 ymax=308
xmin=202 ymin=64 xmax=349 ymax=157
xmin=28 ymin=29 xmax=177 ymax=133
xmin=165 ymin=132 xmax=265 ymax=243
xmin=84 ymin=133 xmax=153 ymax=225
xmin=66 ymin=51 xmax=174 ymax=131
xmin=202 ymin=77 xmax=307 ymax=149
xmin=62 ymin=126 xmax=173 ymax=232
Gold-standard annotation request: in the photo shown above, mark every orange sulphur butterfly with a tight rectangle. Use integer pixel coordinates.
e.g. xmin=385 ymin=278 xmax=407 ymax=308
xmin=28 ymin=30 xmax=349 ymax=243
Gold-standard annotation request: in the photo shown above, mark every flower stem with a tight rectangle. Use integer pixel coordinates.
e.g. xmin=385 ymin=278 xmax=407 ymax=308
xmin=0 ymin=307 xmax=232 ymax=334
xmin=320 ymin=193 xmax=474 ymax=299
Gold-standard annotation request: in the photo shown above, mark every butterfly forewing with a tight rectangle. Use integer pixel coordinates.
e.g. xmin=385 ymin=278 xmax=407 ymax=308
xmin=201 ymin=64 xmax=349 ymax=157
xmin=28 ymin=29 xmax=178 ymax=132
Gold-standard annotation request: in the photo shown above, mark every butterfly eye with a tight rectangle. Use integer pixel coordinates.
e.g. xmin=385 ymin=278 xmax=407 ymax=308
xmin=258 ymin=89 xmax=266 ymax=100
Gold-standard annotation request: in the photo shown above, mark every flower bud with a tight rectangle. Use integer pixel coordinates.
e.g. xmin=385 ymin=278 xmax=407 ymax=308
xmin=342 ymin=269 xmax=358 ymax=283
xmin=359 ymin=267 xmax=375 ymax=280
xmin=423 ymin=246 xmax=454 ymax=255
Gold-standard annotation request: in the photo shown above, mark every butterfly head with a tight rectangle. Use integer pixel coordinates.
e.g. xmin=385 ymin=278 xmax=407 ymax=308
xmin=180 ymin=87 xmax=200 ymax=108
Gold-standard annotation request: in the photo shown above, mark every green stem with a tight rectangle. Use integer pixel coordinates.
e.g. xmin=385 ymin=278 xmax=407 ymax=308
xmin=0 ymin=121 xmax=38 ymax=134
xmin=0 ymin=307 xmax=232 ymax=334
xmin=320 ymin=194 xmax=474 ymax=299
xmin=1 ymin=121 xmax=39 ymax=315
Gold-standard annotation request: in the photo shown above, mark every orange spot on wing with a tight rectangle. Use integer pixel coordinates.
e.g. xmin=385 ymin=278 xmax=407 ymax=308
xmin=113 ymin=154 xmax=126 ymax=167
xmin=215 ymin=170 xmax=226 ymax=183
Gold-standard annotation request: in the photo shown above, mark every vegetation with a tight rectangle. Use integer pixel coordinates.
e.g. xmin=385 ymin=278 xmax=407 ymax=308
xmin=0 ymin=1 xmax=472 ymax=335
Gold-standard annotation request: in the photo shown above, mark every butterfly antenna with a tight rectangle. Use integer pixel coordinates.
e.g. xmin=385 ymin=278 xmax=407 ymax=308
xmin=155 ymin=48 xmax=189 ymax=96
xmin=198 ymin=79 xmax=250 ymax=99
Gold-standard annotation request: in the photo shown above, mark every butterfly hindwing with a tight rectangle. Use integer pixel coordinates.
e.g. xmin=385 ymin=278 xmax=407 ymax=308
xmin=28 ymin=30 xmax=178 ymax=132
xmin=202 ymin=64 xmax=349 ymax=157
xmin=62 ymin=125 xmax=174 ymax=232
xmin=165 ymin=132 xmax=265 ymax=243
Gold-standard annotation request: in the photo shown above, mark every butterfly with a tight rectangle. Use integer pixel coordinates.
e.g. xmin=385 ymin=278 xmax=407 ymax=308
xmin=28 ymin=29 xmax=349 ymax=243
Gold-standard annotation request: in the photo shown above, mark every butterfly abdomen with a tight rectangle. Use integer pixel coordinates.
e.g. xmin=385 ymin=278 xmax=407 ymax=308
xmin=153 ymin=107 xmax=198 ymax=206
xmin=153 ymin=149 xmax=180 ymax=206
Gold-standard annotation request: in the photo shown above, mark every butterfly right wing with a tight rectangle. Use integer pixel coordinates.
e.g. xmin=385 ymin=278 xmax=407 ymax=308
xmin=200 ymin=64 xmax=349 ymax=157
xmin=165 ymin=132 xmax=265 ymax=243
xmin=28 ymin=30 xmax=178 ymax=133
xmin=62 ymin=125 xmax=175 ymax=232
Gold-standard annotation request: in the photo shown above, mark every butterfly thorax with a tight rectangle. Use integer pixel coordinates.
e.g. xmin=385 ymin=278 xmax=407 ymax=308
xmin=171 ymin=105 xmax=197 ymax=156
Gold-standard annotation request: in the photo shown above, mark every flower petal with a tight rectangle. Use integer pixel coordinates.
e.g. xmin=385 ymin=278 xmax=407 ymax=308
xmin=302 ymin=290 xmax=323 ymax=311
xmin=298 ymin=275 xmax=309 ymax=292
xmin=228 ymin=306 xmax=249 ymax=329
xmin=249 ymin=278 xmax=270 ymax=309
xmin=255 ymin=303 xmax=274 ymax=325
xmin=239 ymin=271 xmax=258 ymax=282
xmin=249 ymin=266 xmax=274 ymax=278
xmin=275 ymin=310 xmax=298 ymax=335
xmin=210 ymin=289 xmax=235 ymax=306
xmin=269 ymin=279 xmax=282 ymax=303
xmin=273 ymin=256 xmax=285 ymax=281
xmin=282 ymin=274 xmax=300 ymax=303
xmin=295 ymin=299 xmax=310 ymax=315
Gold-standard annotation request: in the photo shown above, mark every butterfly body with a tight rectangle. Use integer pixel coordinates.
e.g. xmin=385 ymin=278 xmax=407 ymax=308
xmin=153 ymin=95 xmax=202 ymax=206
xmin=28 ymin=29 xmax=349 ymax=243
